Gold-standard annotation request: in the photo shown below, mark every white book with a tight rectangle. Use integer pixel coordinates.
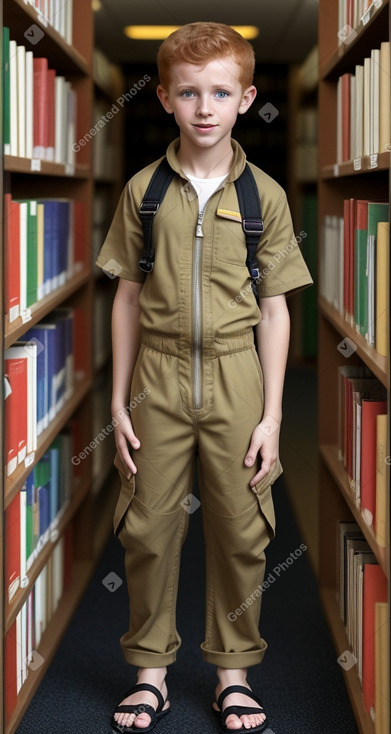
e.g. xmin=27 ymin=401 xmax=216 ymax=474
xmin=350 ymin=75 xmax=356 ymax=161
xmin=65 ymin=0 xmax=73 ymax=45
xmin=34 ymin=570 xmax=42 ymax=647
xmin=379 ymin=42 xmax=391 ymax=153
xmin=355 ymin=65 xmax=364 ymax=158
xmin=54 ymin=76 xmax=65 ymax=164
xmin=52 ymin=0 xmax=60 ymax=34
xmin=20 ymin=485 xmax=27 ymax=587
xmin=52 ymin=537 xmax=64 ymax=610
xmin=17 ymin=45 xmax=26 ymax=158
xmin=337 ymin=76 xmax=342 ymax=164
xmin=19 ymin=202 xmax=28 ymax=317
xmin=21 ymin=601 xmax=28 ymax=685
xmin=9 ymin=40 xmax=19 ymax=156
xmin=25 ymin=51 xmax=34 ymax=160
xmin=363 ymin=56 xmax=371 ymax=156
xmin=66 ymin=88 xmax=76 ymax=171
xmin=59 ymin=1 xmax=65 ymax=39
xmin=27 ymin=591 xmax=34 ymax=668
xmin=371 ymin=48 xmax=380 ymax=155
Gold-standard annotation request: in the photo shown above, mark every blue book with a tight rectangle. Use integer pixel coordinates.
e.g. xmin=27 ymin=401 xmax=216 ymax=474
xmin=39 ymin=200 xmax=55 ymax=296
xmin=22 ymin=326 xmax=47 ymax=435
xmin=49 ymin=439 xmax=61 ymax=524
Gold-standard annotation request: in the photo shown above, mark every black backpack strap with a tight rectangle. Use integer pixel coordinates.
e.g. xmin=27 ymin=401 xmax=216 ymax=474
xmin=138 ymin=157 xmax=175 ymax=273
xmin=234 ymin=164 xmax=264 ymax=285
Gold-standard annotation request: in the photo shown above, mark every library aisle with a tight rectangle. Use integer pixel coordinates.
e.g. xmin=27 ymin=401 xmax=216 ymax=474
xmin=2 ymin=2 xmax=390 ymax=734
xmin=15 ymin=460 xmax=359 ymax=734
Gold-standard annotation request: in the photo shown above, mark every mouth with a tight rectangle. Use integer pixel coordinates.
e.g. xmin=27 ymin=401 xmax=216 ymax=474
xmin=193 ymin=123 xmax=217 ymax=130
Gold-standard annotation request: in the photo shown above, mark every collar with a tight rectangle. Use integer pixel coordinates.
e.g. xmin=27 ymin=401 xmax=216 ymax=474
xmin=165 ymin=137 xmax=247 ymax=183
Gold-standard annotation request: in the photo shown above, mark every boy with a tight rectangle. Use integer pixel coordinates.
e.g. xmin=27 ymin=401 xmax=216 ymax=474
xmin=97 ymin=21 xmax=313 ymax=734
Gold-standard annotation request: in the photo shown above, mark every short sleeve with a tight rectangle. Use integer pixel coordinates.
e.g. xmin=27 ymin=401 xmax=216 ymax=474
xmin=255 ymin=192 xmax=313 ymax=298
xmin=95 ymin=180 xmax=146 ymax=283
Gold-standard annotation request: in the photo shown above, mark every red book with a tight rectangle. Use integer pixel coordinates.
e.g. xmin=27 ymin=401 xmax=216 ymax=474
xmin=361 ymin=399 xmax=387 ymax=527
xmin=33 ymin=58 xmax=49 ymax=158
xmin=362 ymin=564 xmax=387 ymax=713
xmin=347 ymin=0 xmax=354 ymax=28
xmin=5 ymin=493 xmax=20 ymax=604
xmin=46 ymin=68 xmax=55 ymax=162
xmin=341 ymin=73 xmax=352 ymax=162
xmin=4 ymin=353 xmax=28 ymax=471
xmin=4 ymin=621 xmax=18 ymax=726
xmin=4 ymin=195 xmax=21 ymax=322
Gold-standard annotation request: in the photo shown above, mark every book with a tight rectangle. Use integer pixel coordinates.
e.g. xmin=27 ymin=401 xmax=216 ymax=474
xmin=3 ymin=27 xmax=11 ymax=154
xmin=355 ymin=200 xmax=369 ymax=336
xmin=375 ymin=413 xmax=388 ymax=548
xmin=4 ymin=348 xmax=28 ymax=472
xmin=361 ymin=397 xmax=387 ymax=528
xmin=375 ymin=602 xmax=390 ymax=733
xmin=362 ymin=564 xmax=387 ymax=716
xmin=366 ymin=202 xmax=388 ymax=347
xmin=375 ymin=221 xmax=389 ymax=357
xmin=379 ymin=41 xmax=391 ymax=153
xmin=33 ymin=57 xmax=49 ymax=159
xmin=5 ymin=493 xmax=21 ymax=604
xmin=4 ymin=195 xmax=21 ymax=322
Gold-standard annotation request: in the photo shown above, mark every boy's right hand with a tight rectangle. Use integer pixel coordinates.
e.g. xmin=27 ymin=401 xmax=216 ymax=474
xmin=112 ymin=407 xmax=140 ymax=478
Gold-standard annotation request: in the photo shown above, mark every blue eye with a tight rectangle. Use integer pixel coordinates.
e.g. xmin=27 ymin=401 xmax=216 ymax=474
xmin=181 ymin=90 xmax=195 ymax=98
xmin=215 ymin=90 xmax=229 ymax=98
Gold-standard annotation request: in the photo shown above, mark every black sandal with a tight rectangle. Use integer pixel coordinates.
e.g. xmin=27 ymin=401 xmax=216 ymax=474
xmin=213 ymin=684 xmax=269 ymax=732
xmin=111 ymin=682 xmax=171 ymax=733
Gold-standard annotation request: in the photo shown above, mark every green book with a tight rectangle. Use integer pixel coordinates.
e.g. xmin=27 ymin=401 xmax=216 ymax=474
xmin=2 ymin=27 xmax=10 ymax=154
xmin=16 ymin=199 xmax=38 ymax=307
xmin=354 ymin=200 xmax=369 ymax=337
xmin=366 ymin=202 xmax=389 ymax=346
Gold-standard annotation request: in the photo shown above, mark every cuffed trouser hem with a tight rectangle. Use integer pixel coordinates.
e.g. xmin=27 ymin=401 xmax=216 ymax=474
xmin=200 ymin=639 xmax=268 ymax=668
xmin=121 ymin=647 xmax=179 ymax=667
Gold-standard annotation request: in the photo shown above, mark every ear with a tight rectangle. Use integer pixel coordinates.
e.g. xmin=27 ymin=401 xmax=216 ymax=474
xmin=156 ymin=84 xmax=174 ymax=114
xmin=238 ymin=85 xmax=257 ymax=115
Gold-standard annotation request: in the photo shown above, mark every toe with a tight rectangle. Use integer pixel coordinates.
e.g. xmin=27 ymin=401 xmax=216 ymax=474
xmin=133 ymin=712 xmax=152 ymax=728
xmin=225 ymin=713 xmax=245 ymax=730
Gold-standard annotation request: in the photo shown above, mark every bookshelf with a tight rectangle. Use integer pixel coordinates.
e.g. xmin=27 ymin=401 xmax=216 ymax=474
xmin=317 ymin=1 xmax=390 ymax=733
xmin=0 ymin=2 xmax=118 ymax=731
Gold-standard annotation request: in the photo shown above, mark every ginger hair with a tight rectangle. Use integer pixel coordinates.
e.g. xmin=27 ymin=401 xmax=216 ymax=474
xmin=157 ymin=22 xmax=255 ymax=91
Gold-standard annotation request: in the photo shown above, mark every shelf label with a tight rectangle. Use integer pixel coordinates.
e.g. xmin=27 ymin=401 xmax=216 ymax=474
xmin=368 ymin=153 xmax=378 ymax=169
xmin=31 ymin=158 xmax=41 ymax=171
xmin=21 ymin=308 xmax=32 ymax=323
xmin=353 ymin=157 xmax=361 ymax=170
xmin=333 ymin=163 xmax=339 ymax=177
xmin=65 ymin=163 xmax=75 ymax=176
xmin=50 ymin=527 xmax=59 ymax=543
xmin=20 ymin=575 xmax=29 ymax=589
xmin=25 ymin=452 xmax=35 ymax=468
xmin=362 ymin=508 xmax=373 ymax=526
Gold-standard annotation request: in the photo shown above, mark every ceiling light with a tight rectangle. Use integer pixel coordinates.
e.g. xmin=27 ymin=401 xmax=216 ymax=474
xmin=92 ymin=0 xmax=102 ymax=11
xmin=124 ymin=25 xmax=259 ymax=41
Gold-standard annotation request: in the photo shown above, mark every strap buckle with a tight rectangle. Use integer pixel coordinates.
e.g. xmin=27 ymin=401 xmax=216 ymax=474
xmin=139 ymin=201 xmax=160 ymax=216
xmin=138 ymin=257 xmax=154 ymax=273
xmin=242 ymin=218 xmax=264 ymax=236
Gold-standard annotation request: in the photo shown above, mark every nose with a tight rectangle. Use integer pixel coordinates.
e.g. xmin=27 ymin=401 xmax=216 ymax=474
xmin=196 ymin=94 xmax=213 ymax=117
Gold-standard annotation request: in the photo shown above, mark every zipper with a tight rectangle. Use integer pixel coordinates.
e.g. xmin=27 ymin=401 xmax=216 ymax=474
xmin=192 ymin=210 xmax=204 ymax=410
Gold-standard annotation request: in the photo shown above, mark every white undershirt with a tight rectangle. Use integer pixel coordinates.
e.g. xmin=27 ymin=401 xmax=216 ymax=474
xmin=186 ymin=173 xmax=228 ymax=213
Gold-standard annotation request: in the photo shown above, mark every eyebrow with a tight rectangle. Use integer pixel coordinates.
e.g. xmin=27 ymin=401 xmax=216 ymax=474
xmin=175 ymin=82 xmax=235 ymax=90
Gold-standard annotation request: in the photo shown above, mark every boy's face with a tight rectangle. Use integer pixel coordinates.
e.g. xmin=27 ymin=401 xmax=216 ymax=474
xmin=157 ymin=56 xmax=256 ymax=151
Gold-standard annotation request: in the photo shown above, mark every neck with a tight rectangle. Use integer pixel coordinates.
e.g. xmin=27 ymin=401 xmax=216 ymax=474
xmin=177 ymin=133 xmax=233 ymax=178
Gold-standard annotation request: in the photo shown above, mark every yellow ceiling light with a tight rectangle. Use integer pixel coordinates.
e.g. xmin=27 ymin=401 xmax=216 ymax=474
xmin=124 ymin=25 xmax=259 ymax=41
xmin=92 ymin=0 xmax=102 ymax=11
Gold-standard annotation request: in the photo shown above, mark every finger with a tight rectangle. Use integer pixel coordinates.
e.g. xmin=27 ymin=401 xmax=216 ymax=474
xmin=249 ymin=459 xmax=274 ymax=488
xmin=117 ymin=437 xmax=138 ymax=476
xmin=244 ymin=437 xmax=261 ymax=467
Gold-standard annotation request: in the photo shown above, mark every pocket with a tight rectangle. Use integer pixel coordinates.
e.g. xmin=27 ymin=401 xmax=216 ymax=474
xmin=251 ymin=459 xmax=283 ymax=540
xmin=113 ymin=451 xmax=135 ymax=537
xmin=215 ymin=209 xmax=248 ymax=267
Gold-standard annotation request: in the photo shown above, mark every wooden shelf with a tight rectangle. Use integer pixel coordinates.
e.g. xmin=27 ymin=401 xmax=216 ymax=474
xmin=5 ymin=474 xmax=91 ymax=632
xmin=5 ymin=559 xmax=93 ymax=734
xmin=4 ymin=375 xmax=91 ymax=508
xmin=4 ymin=0 xmax=89 ymax=76
xmin=4 ymin=269 xmax=90 ymax=349
xmin=322 ymin=152 xmax=391 ymax=179
xmin=4 ymin=156 xmax=89 ymax=178
xmin=319 ymin=444 xmax=388 ymax=576
xmin=319 ymin=586 xmax=375 ymax=734
xmin=320 ymin=0 xmax=389 ymax=81
xmin=318 ymin=296 xmax=389 ymax=387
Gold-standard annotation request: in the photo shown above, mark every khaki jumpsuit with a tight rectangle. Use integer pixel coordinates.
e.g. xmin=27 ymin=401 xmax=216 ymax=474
xmin=96 ymin=138 xmax=313 ymax=669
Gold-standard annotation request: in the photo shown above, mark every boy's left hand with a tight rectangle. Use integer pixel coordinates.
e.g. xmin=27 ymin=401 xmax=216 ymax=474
xmin=244 ymin=415 xmax=280 ymax=488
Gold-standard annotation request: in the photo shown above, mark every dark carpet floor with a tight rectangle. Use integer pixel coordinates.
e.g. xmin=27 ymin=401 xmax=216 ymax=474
xmin=16 ymin=469 xmax=359 ymax=734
